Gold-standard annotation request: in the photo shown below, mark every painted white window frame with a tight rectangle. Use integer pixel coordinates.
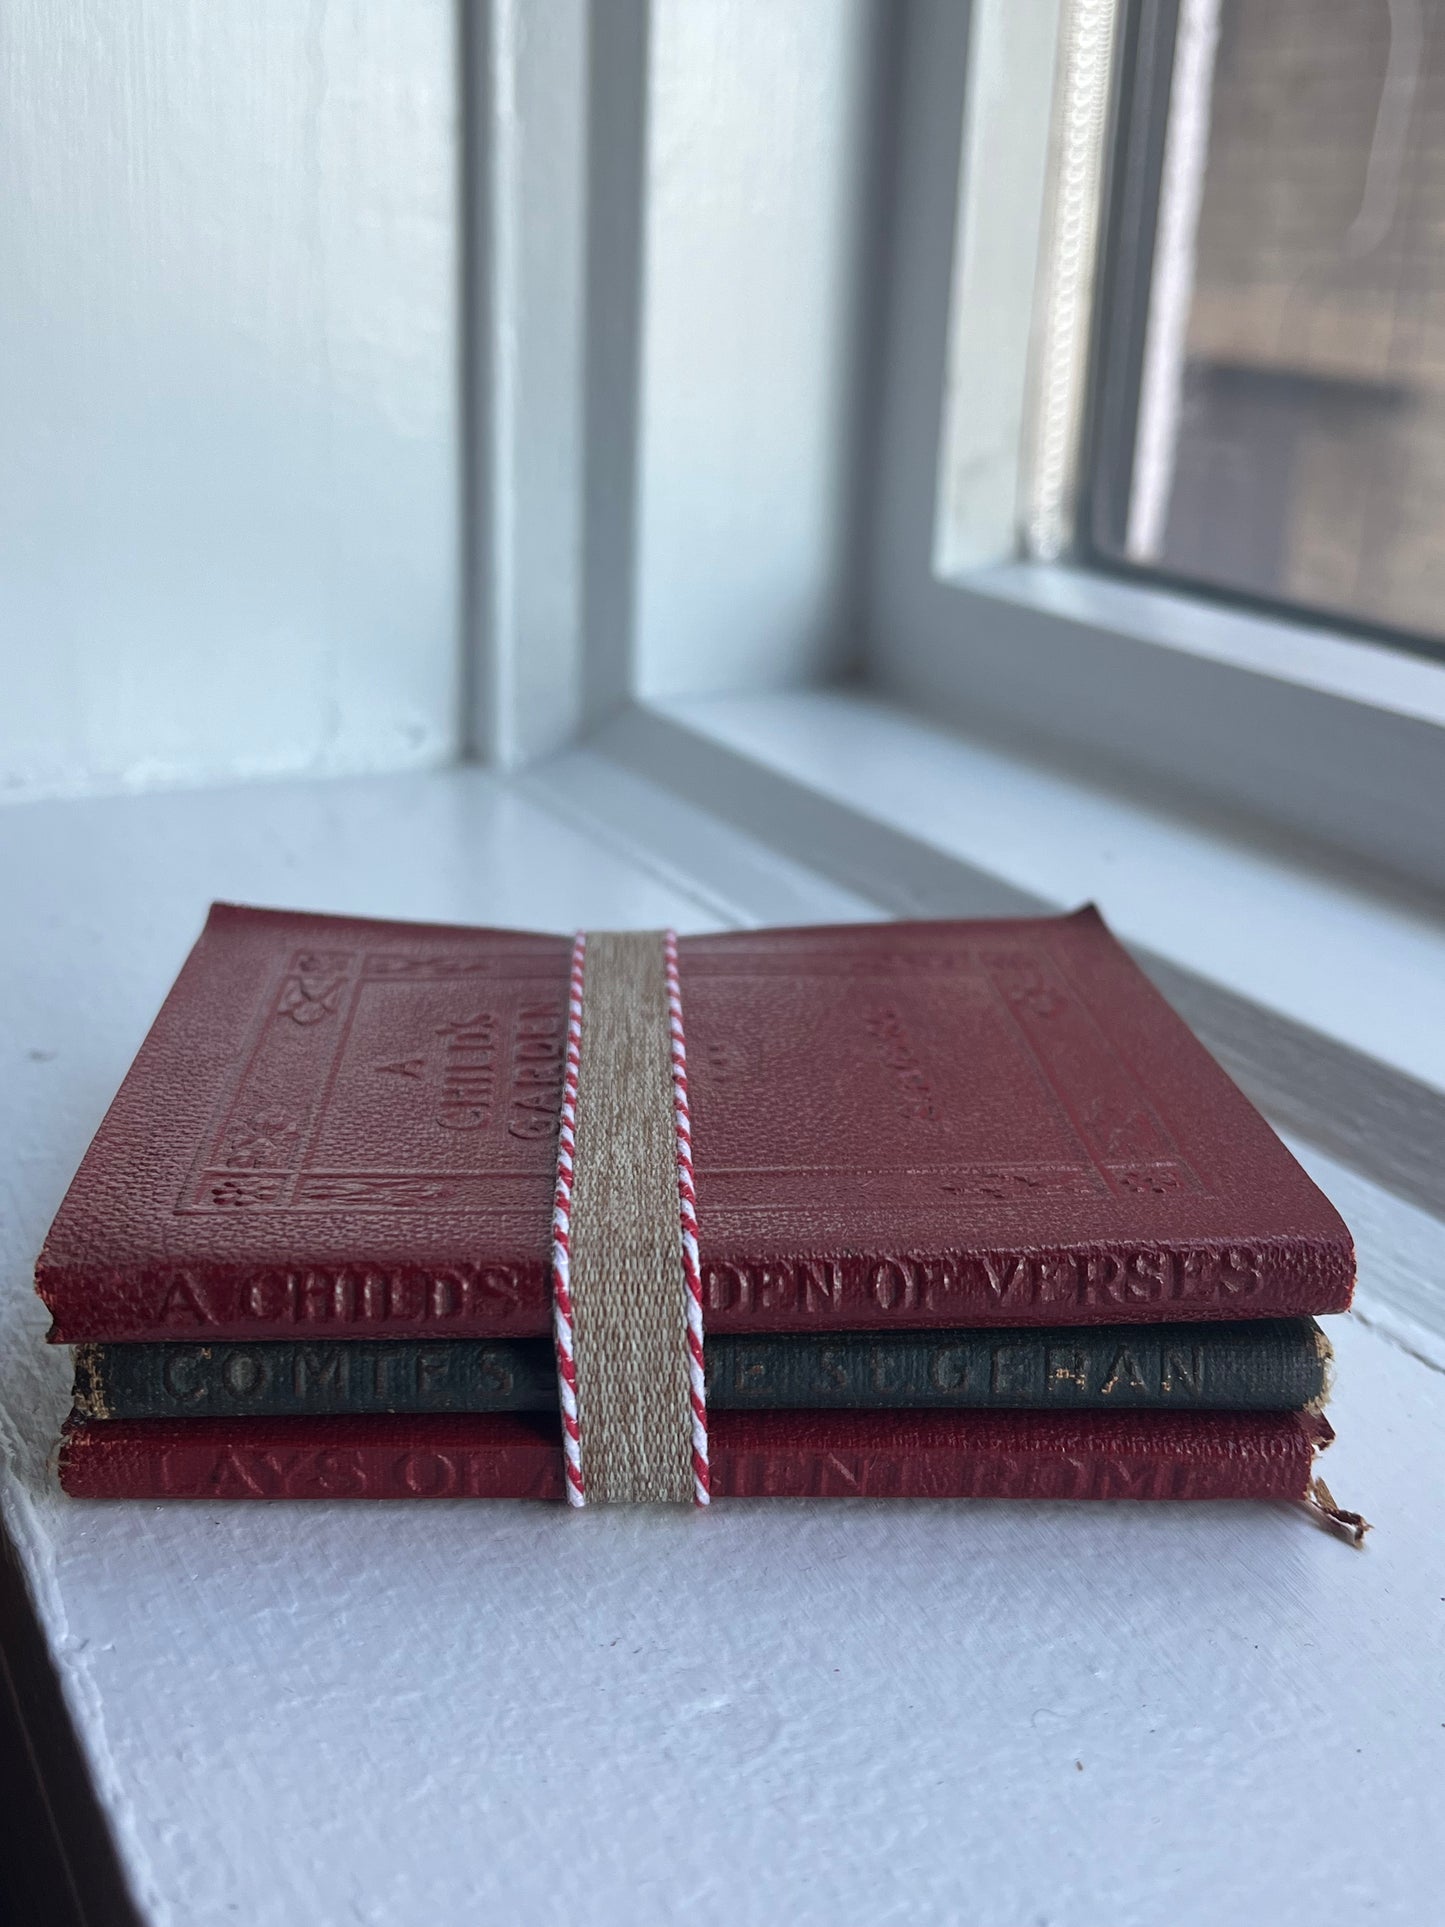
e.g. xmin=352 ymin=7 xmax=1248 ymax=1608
xmin=465 ymin=0 xmax=890 ymax=765
xmin=863 ymin=0 xmax=1445 ymax=900
xmin=468 ymin=0 xmax=1445 ymax=901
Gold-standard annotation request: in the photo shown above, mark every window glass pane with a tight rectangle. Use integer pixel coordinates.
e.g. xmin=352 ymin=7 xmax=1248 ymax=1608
xmin=1108 ymin=0 xmax=1445 ymax=649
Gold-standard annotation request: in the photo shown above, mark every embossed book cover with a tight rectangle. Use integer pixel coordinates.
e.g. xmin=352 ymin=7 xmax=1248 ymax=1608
xmin=36 ymin=902 xmax=1354 ymax=1343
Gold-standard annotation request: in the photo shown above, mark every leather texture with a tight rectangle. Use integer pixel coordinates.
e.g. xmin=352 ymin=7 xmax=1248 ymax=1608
xmin=57 ymin=1407 xmax=1331 ymax=1503
xmin=37 ymin=902 xmax=1355 ymax=1340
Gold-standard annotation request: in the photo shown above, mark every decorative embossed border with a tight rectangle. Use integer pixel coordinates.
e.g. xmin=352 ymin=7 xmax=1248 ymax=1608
xmin=179 ymin=948 xmax=567 ymax=1214
xmin=178 ymin=938 xmax=1205 ymax=1214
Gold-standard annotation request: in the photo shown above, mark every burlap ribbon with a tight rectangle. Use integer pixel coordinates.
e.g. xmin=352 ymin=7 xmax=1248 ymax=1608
xmin=565 ymin=932 xmax=695 ymax=1503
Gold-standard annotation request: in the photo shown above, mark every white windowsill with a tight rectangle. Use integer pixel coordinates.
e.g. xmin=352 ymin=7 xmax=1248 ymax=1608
xmin=966 ymin=561 xmax=1445 ymax=726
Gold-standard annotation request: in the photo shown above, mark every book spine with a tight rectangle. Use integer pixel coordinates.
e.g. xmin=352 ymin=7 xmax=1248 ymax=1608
xmin=712 ymin=1320 xmax=1329 ymax=1411
xmin=57 ymin=1409 xmax=1330 ymax=1503
xmin=39 ymin=1235 xmax=1354 ymax=1342
xmin=73 ymin=1321 xmax=1331 ymax=1420
xmin=72 ymin=1339 xmax=560 ymax=1420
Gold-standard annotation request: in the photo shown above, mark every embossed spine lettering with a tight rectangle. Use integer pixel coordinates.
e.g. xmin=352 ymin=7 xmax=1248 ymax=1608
xmin=60 ymin=1409 xmax=1329 ymax=1503
xmin=77 ymin=1321 xmax=1326 ymax=1419
xmin=53 ymin=1239 xmax=1309 ymax=1343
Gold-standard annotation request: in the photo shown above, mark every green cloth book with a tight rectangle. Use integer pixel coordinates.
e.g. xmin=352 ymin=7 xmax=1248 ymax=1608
xmin=74 ymin=1320 xmax=1330 ymax=1420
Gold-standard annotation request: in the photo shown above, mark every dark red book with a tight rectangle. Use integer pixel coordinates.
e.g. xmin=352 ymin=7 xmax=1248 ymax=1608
xmin=36 ymin=903 xmax=1353 ymax=1342
xmin=57 ymin=1408 xmax=1333 ymax=1504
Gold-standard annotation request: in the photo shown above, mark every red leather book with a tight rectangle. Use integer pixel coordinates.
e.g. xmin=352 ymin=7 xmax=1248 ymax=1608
xmin=36 ymin=903 xmax=1353 ymax=1342
xmin=57 ymin=1408 xmax=1333 ymax=1503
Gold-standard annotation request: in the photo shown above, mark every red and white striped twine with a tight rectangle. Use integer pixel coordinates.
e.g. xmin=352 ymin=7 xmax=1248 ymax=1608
xmin=549 ymin=933 xmax=588 ymax=1507
xmin=664 ymin=928 xmax=711 ymax=1505
xmin=548 ymin=930 xmax=710 ymax=1508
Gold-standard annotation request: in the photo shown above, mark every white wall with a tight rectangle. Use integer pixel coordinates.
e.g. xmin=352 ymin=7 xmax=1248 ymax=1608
xmin=0 ymin=0 xmax=459 ymax=801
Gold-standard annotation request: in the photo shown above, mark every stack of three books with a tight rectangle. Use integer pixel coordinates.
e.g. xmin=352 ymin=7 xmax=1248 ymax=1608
xmin=41 ymin=905 xmax=1355 ymax=1516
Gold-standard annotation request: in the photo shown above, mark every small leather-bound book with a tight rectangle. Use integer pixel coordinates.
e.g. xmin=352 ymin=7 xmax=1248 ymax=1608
xmin=72 ymin=1320 xmax=1333 ymax=1419
xmin=36 ymin=902 xmax=1353 ymax=1344
xmin=60 ymin=1408 xmax=1338 ymax=1507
